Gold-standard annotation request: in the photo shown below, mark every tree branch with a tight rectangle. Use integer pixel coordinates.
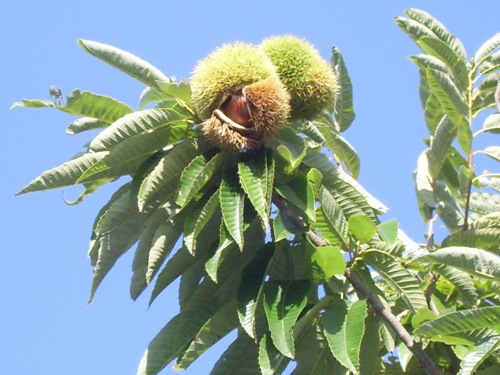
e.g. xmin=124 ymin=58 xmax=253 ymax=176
xmin=272 ymin=192 xmax=444 ymax=375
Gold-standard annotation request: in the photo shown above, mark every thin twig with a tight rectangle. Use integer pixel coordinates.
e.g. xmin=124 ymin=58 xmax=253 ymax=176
xmin=272 ymin=191 xmax=444 ymax=375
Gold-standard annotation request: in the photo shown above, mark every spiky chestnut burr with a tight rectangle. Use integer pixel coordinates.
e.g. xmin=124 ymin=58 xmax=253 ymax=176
xmin=191 ymin=43 xmax=290 ymax=152
xmin=261 ymin=35 xmax=339 ymax=119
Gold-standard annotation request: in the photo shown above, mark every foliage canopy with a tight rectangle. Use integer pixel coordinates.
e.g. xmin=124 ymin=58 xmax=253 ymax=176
xmin=13 ymin=8 xmax=500 ymax=375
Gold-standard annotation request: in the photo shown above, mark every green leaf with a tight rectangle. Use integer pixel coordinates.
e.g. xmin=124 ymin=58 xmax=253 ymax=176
xmin=418 ymin=36 xmax=468 ymax=90
xmin=359 ymin=314 xmax=382 ymax=375
xmin=459 ymin=335 xmax=500 ymax=375
xmin=376 ymin=219 xmax=399 ymax=248
xmin=317 ymin=187 xmax=349 ymax=249
xmin=419 ymin=246 xmax=500 ymax=282
xmin=173 ymin=300 xmax=239 ymax=370
xmin=139 ymin=87 xmax=171 ymax=110
xmin=331 ymin=46 xmax=355 ymax=132
xmin=473 ymin=32 xmax=500 ymax=66
xmin=481 ymin=146 xmax=500 ymax=163
xmin=78 ymin=122 xmax=191 ymax=183
xmin=10 ymin=98 xmax=57 ymax=109
xmin=138 ymin=137 xmax=208 ymax=211
xmin=428 ymin=116 xmax=456 ymax=179
xmin=305 ymin=240 xmax=346 ymax=284
xmin=273 ymin=209 xmax=306 ymax=242
xmin=258 ymin=333 xmax=286 ymax=375
xmin=89 ymin=187 xmax=146 ymax=302
xmin=293 ymin=323 xmax=346 ymax=375
xmin=238 ymin=243 xmax=275 ymax=339
xmin=433 ymin=264 xmax=478 ymax=308
xmin=238 ymin=149 xmax=273 ymax=228
xmin=66 ymin=117 xmax=109 ymax=134
xmin=77 ymin=39 xmax=169 ymax=89
xmin=348 ymin=215 xmax=376 ymax=244
xmin=16 ymin=151 xmax=108 ymax=195
xmin=415 ymin=150 xmax=435 ymax=213
xmin=362 ymin=249 xmax=428 ymax=314
xmin=210 ymin=333 xmax=260 ymax=374
xmin=88 ymin=107 xmax=191 ymax=152
xmin=264 ymin=280 xmax=310 ymax=358
xmin=426 ymin=68 xmax=470 ymax=154
xmin=314 ymin=124 xmax=360 ymax=179
xmin=176 ymin=152 xmax=225 ymax=209
xmin=482 ymin=113 xmax=500 ymax=134
xmin=62 ymin=89 xmax=133 ymax=122
xmin=401 ymin=8 xmax=467 ymax=60
xmin=469 ymin=192 xmax=500 ymax=215
xmin=414 ymin=306 xmax=500 ymax=339
xmin=183 ymin=189 xmax=220 ymax=254
xmin=205 ymin=221 xmax=235 ymax=283
xmin=220 ymin=171 xmax=245 ymax=250
xmin=322 ymin=299 xmax=368 ymax=373
xmin=157 ymin=78 xmax=192 ymax=102
xmin=275 ymin=172 xmax=316 ymax=222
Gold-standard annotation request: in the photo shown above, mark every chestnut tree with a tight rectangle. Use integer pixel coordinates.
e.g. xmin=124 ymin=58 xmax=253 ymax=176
xmin=12 ymin=8 xmax=500 ymax=375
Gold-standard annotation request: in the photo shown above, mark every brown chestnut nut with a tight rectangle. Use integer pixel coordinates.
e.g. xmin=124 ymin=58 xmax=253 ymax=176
xmin=220 ymin=91 xmax=253 ymax=128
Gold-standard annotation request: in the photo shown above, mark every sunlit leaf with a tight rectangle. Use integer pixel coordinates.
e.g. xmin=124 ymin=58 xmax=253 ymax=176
xmin=16 ymin=151 xmax=108 ymax=195
xmin=482 ymin=113 xmax=500 ymax=134
xmin=264 ymin=279 xmax=310 ymax=358
xmin=322 ymin=299 xmax=367 ymax=373
xmin=459 ymin=335 xmax=500 ymax=375
xmin=362 ymin=249 xmax=427 ymax=314
xmin=472 ymin=32 xmax=500 ymax=66
xmin=305 ymin=239 xmax=346 ymax=284
xmin=376 ymin=219 xmax=399 ymax=248
xmin=220 ymin=170 xmax=245 ymax=250
xmin=78 ymin=39 xmax=169 ymax=89
xmin=317 ymin=187 xmax=349 ymax=249
xmin=414 ymin=306 xmax=500 ymax=339
xmin=419 ymin=246 xmax=500 ymax=282
xmin=331 ymin=46 xmax=355 ymax=132
xmin=348 ymin=215 xmax=376 ymax=244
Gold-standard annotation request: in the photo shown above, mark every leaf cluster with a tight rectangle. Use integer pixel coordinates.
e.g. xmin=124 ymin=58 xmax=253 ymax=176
xmin=13 ymin=9 xmax=500 ymax=374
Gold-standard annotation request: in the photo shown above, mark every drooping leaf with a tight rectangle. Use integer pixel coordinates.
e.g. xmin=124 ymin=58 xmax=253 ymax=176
xmin=183 ymin=189 xmax=221 ymax=254
xmin=10 ymin=98 xmax=58 ymax=109
xmin=219 ymin=170 xmax=245 ymax=250
xmin=292 ymin=323 xmax=347 ymax=375
xmin=264 ymin=279 xmax=310 ymax=358
xmin=322 ymin=299 xmax=368 ymax=373
xmin=238 ymin=243 xmax=275 ymax=339
xmin=331 ymin=46 xmax=355 ymax=132
xmin=174 ymin=300 xmax=239 ymax=370
xmin=238 ymin=148 xmax=273 ymax=228
xmin=258 ymin=333 xmax=287 ymax=375
xmin=16 ymin=151 xmax=108 ymax=195
xmin=481 ymin=146 xmax=500 ymax=163
xmin=469 ymin=192 xmax=500 ymax=215
xmin=77 ymin=39 xmax=169 ymax=90
xmin=358 ymin=314 xmax=382 ymax=375
xmin=176 ymin=152 xmax=225 ymax=209
xmin=362 ymin=249 xmax=428 ymax=314
xmin=210 ymin=332 xmax=260 ymax=375
xmin=138 ymin=137 xmax=209 ymax=211
xmin=428 ymin=116 xmax=456 ymax=178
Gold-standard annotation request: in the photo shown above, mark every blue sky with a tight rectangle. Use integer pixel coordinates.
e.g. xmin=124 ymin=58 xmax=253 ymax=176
xmin=2 ymin=2 xmax=500 ymax=374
